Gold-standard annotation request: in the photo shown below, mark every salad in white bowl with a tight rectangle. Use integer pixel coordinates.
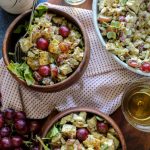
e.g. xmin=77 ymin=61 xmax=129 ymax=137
xmin=93 ymin=0 xmax=150 ymax=76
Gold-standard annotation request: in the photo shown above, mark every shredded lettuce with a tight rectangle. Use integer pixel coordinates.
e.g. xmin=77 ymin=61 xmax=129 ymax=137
xmin=7 ymin=61 xmax=35 ymax=86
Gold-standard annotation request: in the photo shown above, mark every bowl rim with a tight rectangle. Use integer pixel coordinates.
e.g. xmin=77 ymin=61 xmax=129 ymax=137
xmin=40 ymin=107 xmax=127 ymax=150
xmin=2 ymin=7 xmax=90 ymax=92
xmin=92 ymin=0 xmax=150 ymax=77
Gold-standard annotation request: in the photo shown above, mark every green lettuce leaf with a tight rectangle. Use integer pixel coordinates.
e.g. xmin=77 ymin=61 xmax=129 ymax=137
xmin=46 ymin=125 xmax=59 ymax=139
xmin=7 ymin=62 xmax=35 ymax=86
xmin=34 ymin=5 xmax=48 ymax=18
xmin=7 ymin=61 xmax=24 ymax=79
xmin=13 ymin=21 xmax=29 ymax=34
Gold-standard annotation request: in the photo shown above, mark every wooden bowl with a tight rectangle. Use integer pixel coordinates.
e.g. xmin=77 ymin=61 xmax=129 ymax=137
xmin=2 ymin=6 xmax=90 ymax=92
xmin=40 ymin=107 xmax=127 ymax=150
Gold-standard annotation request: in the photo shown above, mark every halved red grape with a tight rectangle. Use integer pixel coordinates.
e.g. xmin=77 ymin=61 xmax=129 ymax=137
xmin=15 ymin=111 xmax=26 ymax=121
xmin=76 ymin=128 xmax=89 ymax=142
xmin=0 ymin=127 xmax=11 ymax=138
xmin=140 ymin=62 xmax=150 ymax=72
xmin=29 ymin=120 xmax=41 ymax=134
xmin=36 ymin=38 xmax=49 ymax=51
xmin=38 ymin=66 xmax=50 ymax=77
xmin=97 ymin=122 xmax=108 ymax=134
xmin=12 ymin=136 xmax=23 ymax=148
xmin=59 ymin=26 xmax=70 ymax=38
xmin=4 ymin=108 xmax=15 ymax=121
xmin=1 ymin=137 xmax=12 ymax=150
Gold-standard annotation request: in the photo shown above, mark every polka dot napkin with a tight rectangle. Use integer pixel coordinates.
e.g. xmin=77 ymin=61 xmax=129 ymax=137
xmin=0 ymin=3 xmax=140 ymax=119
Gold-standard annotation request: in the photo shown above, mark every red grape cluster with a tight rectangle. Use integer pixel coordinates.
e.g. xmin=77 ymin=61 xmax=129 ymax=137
xmin=0 ymin=108 xmax=41 ymax=150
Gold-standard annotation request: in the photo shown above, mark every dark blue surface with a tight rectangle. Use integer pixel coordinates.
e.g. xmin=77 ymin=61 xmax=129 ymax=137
xmin=0 ymin=0 xmax=46 ymax=58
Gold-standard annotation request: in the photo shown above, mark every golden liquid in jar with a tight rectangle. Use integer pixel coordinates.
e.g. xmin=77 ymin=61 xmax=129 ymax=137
xmin=127 ymin=88 xmax=150 ymax=124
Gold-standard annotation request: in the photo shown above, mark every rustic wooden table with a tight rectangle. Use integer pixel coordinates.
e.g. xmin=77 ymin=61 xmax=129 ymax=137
xmin=47 ymin=0 xmax=150 ymax=150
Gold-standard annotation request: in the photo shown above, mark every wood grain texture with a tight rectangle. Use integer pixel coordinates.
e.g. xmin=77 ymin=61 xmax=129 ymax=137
xmin=47 ymin=0 xmax=150 ymax=150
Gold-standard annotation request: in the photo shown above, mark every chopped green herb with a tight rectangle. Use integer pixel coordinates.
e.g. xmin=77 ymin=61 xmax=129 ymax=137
xmin=111 ymin=21 xmax=120 ymax=29
xmin=107 ymin=32 xmax=116 ymax=39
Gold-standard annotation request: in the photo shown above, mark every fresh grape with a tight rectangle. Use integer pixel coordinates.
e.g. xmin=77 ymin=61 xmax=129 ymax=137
xmin=12 ymin=136 xmax=23 ymax=148
xmin=15 ymin=111 xmax=26 ymax=121
xmin=76 ymin=128 xmax=89 ymax=142
xmin=1 ymin=137 xmax=12 ymax=150
xmin=0 ymin=127 xmax=11 ymax=137
xmin=140 ymin=62 xmax=150 ymax=72
xmin=97 ymin=122 xmax=109 ymax=134
xmin=59 ymin=26 xmax=70 ymax=38
xmin=0 ymin=113 xmax=4 ymax=128
xmin=4 ymin=108 xmax=15 ymax=121
xmin=15 ymin=120 xmax=28 ymax=134
xmin=38 ymin=66 xmax=50 ymax=77
xmin=29 ymin=120 xmax=41 ymax=134
xmin=36 ymin=38 xmax=49 ymax=51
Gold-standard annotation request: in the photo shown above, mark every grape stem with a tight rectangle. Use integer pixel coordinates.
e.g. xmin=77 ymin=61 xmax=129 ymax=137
xmin=23 ymin=140 xmax=33 ymax=147
xmin=36 ymin=135 xmax=50 ymax=150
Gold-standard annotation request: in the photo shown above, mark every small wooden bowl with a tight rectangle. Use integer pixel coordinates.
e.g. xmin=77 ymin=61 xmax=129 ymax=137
xmin=2 ymin=6 xmax=90 ymax=92
xmin=40 ymin=107 xmax=127 ymax=150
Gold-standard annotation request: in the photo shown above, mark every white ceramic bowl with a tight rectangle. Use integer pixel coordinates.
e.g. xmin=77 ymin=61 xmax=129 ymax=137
xmin=92 ymin=0 xmax=150 ymax=76
xmin=0 ymin=0 xmax=33 ymax=14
